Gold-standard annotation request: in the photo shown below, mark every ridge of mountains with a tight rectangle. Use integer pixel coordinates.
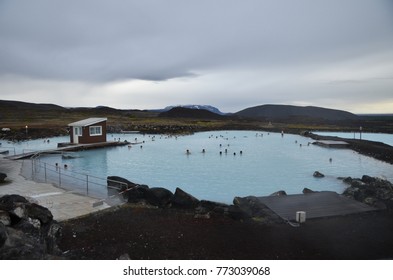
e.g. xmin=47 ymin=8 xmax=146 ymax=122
xmin=0 ymin=100 xmax=66 ymax=111
xmin=0 ymin=99 xmax=362 ymax=123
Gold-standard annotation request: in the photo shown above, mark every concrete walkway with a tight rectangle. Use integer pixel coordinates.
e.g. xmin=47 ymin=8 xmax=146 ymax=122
xmin=0 ymin=157 xmax=111 ymax=221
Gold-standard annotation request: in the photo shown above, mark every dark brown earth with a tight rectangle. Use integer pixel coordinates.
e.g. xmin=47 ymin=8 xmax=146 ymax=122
xmin=58 ymin=205 xmax=393 ymax=260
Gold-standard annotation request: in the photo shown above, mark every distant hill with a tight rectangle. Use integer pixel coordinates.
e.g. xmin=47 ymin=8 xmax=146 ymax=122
xmin=159 ymin=107 xmax=225 ymax=119
xmin=0 ymin=100 xmax=66 ymax=111
xmin=1 ymin=99 xmax=363 ymax=130
xmin=235 ymin=104 xmax=359 ymax=122
xmin=152 ymin=105 xmax=226 ymax=115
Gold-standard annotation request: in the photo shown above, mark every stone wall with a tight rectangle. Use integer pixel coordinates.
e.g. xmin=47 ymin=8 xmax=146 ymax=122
xmin=0 ymin=194 xmax=62 ymax=259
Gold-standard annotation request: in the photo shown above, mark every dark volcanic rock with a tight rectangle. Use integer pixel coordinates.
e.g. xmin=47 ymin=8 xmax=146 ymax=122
xmin=228 ymin=205 xmax=251 ymax=220
xmin=303 ymin=188 xmax=316 ymax=194
xmin=198 ymin=200 xmax=229 ymax=214
xmin=127 ymin=185 xmax=150 ymax=203
xmin=342 ymin=175 xmax=393 ymax=209
xmin=0 ymin=223 xmax=7 ymax=247
xmin=25 ymin=203 xmax=53 ymax=224
xmin=145 ymin=188 xmax=173 ymax=208
xmin=351 ymin=180 xmax=366 ymax=189
xmin=45 ymin=223 xmax=62 ymax=255
xmin=342 ymin=177 xmax=353 ymax=184
xmin=14 ymin=217 xmax=41 ymax=232
xmin=195 ymin=200 xmax=229 ymax=218
xmin=0 ymin=173 xmax=6 ymax=183
xmin=233 ymin=197 xmax=255 ymax=217
xmin=361 ymin=175 xmax=376 ymax=184
xmin=0 ymin=194 xmax=29 ymax=211
xmin=126 ymin=185 xmax=174 ymax=208
xmin=171 ymin=188 xmax=200 ymax=209
xmin=0 ymin=210 xmax=11 ymax=226
xmin=313 ymin=171 xmax=325 ymax=178
xmin=270 ymin=190 xmax=287 ymax=196
xmin=233 ymin=196 xmax=282 ymax=224
xmin=107 ymin=176 xmax=137 ymax=191
xmin=0 ymin=194 xmax=62 ymax=259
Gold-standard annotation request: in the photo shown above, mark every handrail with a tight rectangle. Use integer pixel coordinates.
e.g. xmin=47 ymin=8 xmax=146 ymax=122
xmin=30 ymin=157 xmax=129 ymax=199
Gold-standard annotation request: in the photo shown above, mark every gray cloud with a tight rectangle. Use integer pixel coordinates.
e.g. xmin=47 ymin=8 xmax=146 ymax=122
xmin=1 ymin=0 xmax=392 ymax=82
xmin=0 ymin=0 xmax=393 ymax=113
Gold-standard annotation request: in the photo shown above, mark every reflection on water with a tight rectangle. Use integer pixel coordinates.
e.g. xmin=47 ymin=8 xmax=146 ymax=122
xmin=3 ymin=131 xmax=393 ymax=203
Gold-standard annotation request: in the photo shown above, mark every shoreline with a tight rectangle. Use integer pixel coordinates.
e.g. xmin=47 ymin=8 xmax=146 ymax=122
xmin=2 ymin=128 xmax=392 ymax=210
xmin=2 ymin=128 xmax=392 ymax=204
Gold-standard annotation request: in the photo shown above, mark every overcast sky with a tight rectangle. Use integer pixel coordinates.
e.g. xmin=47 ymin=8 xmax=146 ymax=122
xmin=1 ymin=0 xmax=393 ymax=113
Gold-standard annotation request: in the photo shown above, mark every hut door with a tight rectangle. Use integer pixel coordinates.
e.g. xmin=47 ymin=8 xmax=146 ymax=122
xmin=73 ymin=127 xmax=82 ymax=144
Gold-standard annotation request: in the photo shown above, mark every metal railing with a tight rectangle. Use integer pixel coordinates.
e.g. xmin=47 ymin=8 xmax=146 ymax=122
xmin=28 ymin=154 xmax=129 ymax=201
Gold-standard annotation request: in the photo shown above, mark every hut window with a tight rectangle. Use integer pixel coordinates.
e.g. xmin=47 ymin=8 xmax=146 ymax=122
xmin=74 ymin=127 xmax=82 ymax=136
xmin=89 ymin=126 xmax=102 ymax=136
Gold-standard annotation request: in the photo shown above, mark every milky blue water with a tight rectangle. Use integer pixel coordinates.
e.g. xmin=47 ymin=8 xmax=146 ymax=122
xmin=0 ymin=136 xmax=72 ymax=155
xmin=2 ymin=131 xmax=393 ymax=203
xmin=315 ymin=131 xmax=393 ymax=147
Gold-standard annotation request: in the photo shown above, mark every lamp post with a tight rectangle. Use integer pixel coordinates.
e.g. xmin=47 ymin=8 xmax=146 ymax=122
xmin=25 ymin=125 xmax=28 ymax=137
xmin=359 ymin=126 xmax=362 ymax=140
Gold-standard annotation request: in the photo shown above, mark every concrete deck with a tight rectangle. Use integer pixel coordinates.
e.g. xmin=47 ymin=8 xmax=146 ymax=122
xmin=0 ymin=157 xmax=111 ymax=221
xmin=313 ymin=140 xmax=349 ymax=148
xmin=258 ymin=191 xmax=377 ymax=221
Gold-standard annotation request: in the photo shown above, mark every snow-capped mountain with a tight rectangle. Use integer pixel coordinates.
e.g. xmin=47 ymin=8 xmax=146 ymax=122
xmin=152 ymin=105 xmax=226 ymax=115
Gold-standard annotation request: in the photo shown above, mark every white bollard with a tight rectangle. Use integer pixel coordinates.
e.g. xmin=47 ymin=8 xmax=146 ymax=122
xmin=296 ymin=211 xmax=306 ymax=223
